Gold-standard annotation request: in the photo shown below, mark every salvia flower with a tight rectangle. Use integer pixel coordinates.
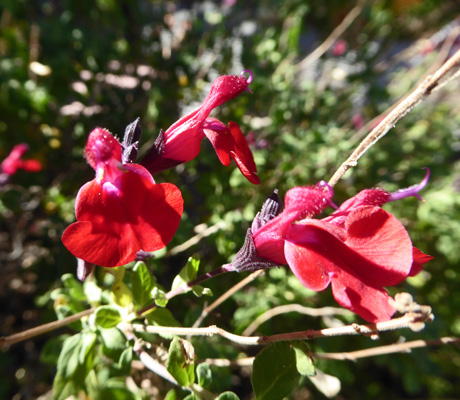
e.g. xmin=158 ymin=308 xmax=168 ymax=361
xmin=232 ymin=171 xmax=433 ymax=322
xmin=1 ymin=143 xmax=42 ymax=176
xmin=62 ymin=128 xmax=183 ymax=268
xmin=141 ymin=71 xmax=260 ymax=184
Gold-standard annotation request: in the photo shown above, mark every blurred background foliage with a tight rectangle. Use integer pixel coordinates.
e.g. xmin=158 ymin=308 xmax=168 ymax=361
xmin=1 ymin=0 xmax=460 ymax=399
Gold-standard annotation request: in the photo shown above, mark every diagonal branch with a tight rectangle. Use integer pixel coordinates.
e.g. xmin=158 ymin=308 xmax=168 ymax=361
xmin=0 ymin=308 xmax=95 ymax=348
xmin=328 ymin=47 xmax=460 ymax=187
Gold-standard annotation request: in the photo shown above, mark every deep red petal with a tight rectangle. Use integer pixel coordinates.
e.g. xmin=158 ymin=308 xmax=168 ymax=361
xmin=285 ymin=234 xmax=333 ymax=291
xmin=409 ymin=247 xmax=433 ymax=276
xmin=324 ymin=189 xmax=390 ymax=228
xmin=344 ymin=206 xmax=413 ymax=285
xmin=331 ymin=270 xmax=396 ymax=322
xmin=203 ymin=119 xmax=233 ymax=166
xmin=62 ymin=180 xmax=140 ymax=267
xmin=63 ymin=168 xmax=183 ymax=267
xmin=117 ymin=172 xmax=183 ymax=250
xmin=288 ymin=208 xmax=413 ymax=287
xmin=253 ymin=186 xmax=333 ymax=264
xmin=285 ymin=219 xmax=398 ymax=322
xmin=228 ymin=122 xmax=260 ymax=184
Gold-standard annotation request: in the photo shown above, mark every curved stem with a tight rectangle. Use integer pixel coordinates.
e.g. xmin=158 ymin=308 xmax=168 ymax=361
xmin=132 ymin=310 xmax=433 ymax=346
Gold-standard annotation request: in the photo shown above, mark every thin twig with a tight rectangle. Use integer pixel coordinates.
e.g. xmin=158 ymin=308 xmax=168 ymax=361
xmin=191 ymin=270 xmax=265 ymax=329
xmin=0 ymin=308 xmax=96 ymax=348
xmin=166 ymin=221 xmax=226 ymax=256
xmin=328 ymin=47 xmax=460 ymax=187
xmin=133 ymin=310 xmax=433 ymax=346
xmin=313 ymin=336 xmax=460 ymax=360
xmin=296 ymin=0 xmax=366 ymax=71
xmin=203 ymin=336 xmax=460 ymax=367
xmin=242 ymin=304 xmax=353 ymax=336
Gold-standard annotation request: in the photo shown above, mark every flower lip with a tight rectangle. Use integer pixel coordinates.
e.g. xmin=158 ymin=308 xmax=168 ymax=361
xmin=388 ymin=168 xmax=430 ymax=202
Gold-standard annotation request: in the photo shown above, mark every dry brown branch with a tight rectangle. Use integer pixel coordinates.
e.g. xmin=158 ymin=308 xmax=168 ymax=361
xmin=133 ymin=309 xmax=433 ymax=347
xmin=328 ymin=47 xmax=460 ymax=187
xmin=0 ymin=308 xmax=95 ymax=348
xmin=242 ymin=304 xmax=353 ymax=336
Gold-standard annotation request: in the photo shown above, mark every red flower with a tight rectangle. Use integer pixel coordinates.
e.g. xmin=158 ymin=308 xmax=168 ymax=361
xmin=62 ymin=128 xmax=183 ymax=268
xmin=1 ymin=144 xmax=42 ymax=176
xmin=141 ymin=71 xmax=260 ymax=184
xmin=248 ymin=173 xmax=432 ymax=322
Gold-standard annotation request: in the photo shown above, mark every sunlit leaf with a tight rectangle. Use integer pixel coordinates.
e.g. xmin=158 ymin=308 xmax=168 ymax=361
xmin=95 ymin=305 xmax=123 ymax=329
xmin=252 ymin=341 xmax=315 ymax=400
xmin=166 ymin=337 xmax=195 ymax=387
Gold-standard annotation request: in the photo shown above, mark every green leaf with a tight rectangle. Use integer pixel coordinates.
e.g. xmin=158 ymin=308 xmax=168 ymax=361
xmin=110 ymin=265 xmax=126 ymax=283
xmin=183 ymin=394 xmax=199 ymax=400
xmin=99 ymin=327 xmax=128 ymax=360
xmin=152 ymin=287 xmax=168 ymax=307
xmin=116 ymin=347 xmax=133 ymax=375
xmin=53 ymin=370 xmax=78 ymax=400
xmin=111 ymin=281 xmax=132 ymax=308
xmin=61 ymin=273 xmax=86 ymax=301
xmin=164 ymin=389 xmax=177 ymax=400
xmin=84 ymin=280 xmax=103 ymax=303
xmin=142 ymin=307 xmax=180 ymax=341
xmin=57 ymin=333 xmax=83 ymax=378
xmin=147 ymin=308 xmax=181 ymax=327
xmin=131 ymin=261 xmax=155 ymax=307
xmin=95 ymin=305 xmax=123 ymax=329
xmin=196 ymin=362 xmax=212 ymax=388
xmin=40 ymin=334 xmax=69 ymax=365
xmin=94 ymin=379 xmax=139 ymax=400
xmin=251 ymin=341 xmax=316 ymax=400
xmin=78 ymin=331 xmax=97 ymax=364
xmin=292 ymin=341 xmax=316 ymax=377
xmin=54 ymin=332 xmax=97 ymax=400
xmin=171 ymin=255 xmax=200 ymax=292
xmin=218 ymin=392 xmax=240 ymax=400
xmin=192 ymin=285 xmax=213 ymax=298
xmin=166 ymin=337 xmax=196 ymax=387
